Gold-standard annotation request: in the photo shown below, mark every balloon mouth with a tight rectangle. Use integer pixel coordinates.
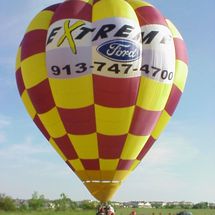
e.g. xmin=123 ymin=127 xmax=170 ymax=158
xmin=84 ymin=180 xmax=121 ymax=202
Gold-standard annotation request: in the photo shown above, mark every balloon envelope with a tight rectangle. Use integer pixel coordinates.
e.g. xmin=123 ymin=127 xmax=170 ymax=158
xmin=16 ymin=0 xmax=188 ymax=202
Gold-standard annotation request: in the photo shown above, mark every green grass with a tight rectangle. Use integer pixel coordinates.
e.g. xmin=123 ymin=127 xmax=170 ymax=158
xmin=117 ymin=208 xmax=215 ymax=215
xmin=0 ymin=209 xmax=215 ymax=215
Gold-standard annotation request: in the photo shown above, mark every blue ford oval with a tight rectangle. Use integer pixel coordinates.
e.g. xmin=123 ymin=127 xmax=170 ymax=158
xmin=97 ymin=39 xmax=141 ymax=62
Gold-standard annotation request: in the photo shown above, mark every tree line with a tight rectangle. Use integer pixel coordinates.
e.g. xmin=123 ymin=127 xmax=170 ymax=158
xmin=0 ymin=192 xmax=214 ymax=212
xmin=0 ymin=192 xmax=98 ymax=212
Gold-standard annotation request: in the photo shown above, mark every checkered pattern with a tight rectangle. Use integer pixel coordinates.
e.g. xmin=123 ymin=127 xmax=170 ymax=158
xmin=16 ymin=0 xmax=188 ymax=202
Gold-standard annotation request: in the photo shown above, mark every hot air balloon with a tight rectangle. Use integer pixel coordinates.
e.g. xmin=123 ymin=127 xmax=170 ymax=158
xmin=16 ymin=0 xmax=188 ymax=203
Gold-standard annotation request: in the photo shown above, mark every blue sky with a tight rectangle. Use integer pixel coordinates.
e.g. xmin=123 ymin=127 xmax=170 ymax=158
xmin=0 ymin=0 xmax=215 ymax=203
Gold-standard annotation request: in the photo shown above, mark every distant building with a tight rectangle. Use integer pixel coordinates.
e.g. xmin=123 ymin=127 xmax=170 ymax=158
xmin=209 ymin=203 xmax=215 ymax=208
xmin=143 ymin=202 xmax=152 ymax=208
xmin=123 ymin=201 xmax=152 ymax=208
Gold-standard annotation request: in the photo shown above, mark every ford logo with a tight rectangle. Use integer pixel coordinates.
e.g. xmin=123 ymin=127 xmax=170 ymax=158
xmin=97 ymin=39 xmax=141 ymax=62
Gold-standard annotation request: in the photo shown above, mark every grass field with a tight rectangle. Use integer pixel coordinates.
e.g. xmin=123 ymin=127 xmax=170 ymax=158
xmin=0 ymin=208 xmax=215 ymax=215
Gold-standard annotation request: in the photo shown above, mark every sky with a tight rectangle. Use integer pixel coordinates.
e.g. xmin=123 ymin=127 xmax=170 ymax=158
xmin=0 ymin=0 xmax=215 ymax=203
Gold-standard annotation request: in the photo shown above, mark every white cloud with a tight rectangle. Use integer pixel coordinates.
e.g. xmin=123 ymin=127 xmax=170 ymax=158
xmin=143 ymin=134 xmax=199 ymax=168
xmin=0 ymin=136 xmax=50 ymax=161
xmin=0 ymin=132 xmax=6 ymax=143
xmin=0 ymin=116 xmax=11 ymax=143
xmin=0 ymin=116 xmax=11 ymax=128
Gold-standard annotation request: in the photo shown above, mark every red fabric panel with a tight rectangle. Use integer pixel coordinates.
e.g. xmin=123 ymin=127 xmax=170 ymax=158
xmin=117 ymin=159 xmax=134 ymax=170
xmin=54 ymin=135 xmax=78 ymax=160
xmin=130 ymin=106 xmax=161 ymax=136
xmin=98 ymin=133 xmax=127 ymax=159
xmin=33 ymin=115 xmax=51 ymax=140
xmin=43 ymin=4 xmax=60 ymax=12
xmin=136 ymin=6 xmax=167 ymax=26
xmin=16 ymin=68 xmax=25 ymax=96
xmin=174 ymin=38 xmax=189 ymax=64
xmin=58 ymin=105 xmax=96 ymax=135
xmin=137 ymin=136 xmax=156 ymax=160
xmin=81 ymin=159 xmax=100 ymax=170
xmin=21 ymin=30 xmax=47 ymax=61
xmin=27 ymin=79 xmax=55 ymax=114
xmin=165 ymin=84 xmax=182 ymax=116
xmin=51 ymin=0 xmax=92 ymax=23
xmin=93 ymin=75 xmax=140 ymax=107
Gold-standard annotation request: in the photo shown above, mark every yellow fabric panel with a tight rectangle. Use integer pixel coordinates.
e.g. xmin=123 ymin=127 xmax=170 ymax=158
xmin=125 ymin=0 xmax=153 ymax=10
xmin=49 ymin=75 xmax=94 ymax=109
xmin=84 ymin=182 xmax=120 ymax=202
xmin=26 ymin=11 xmax=54 ymax=32
xmin=121 ymin=134 xmax=149 ymax=159
xmin=151 ymin=110 xmax=171 ymax=139
xmin=130 ymin=159 xmax=140 ymax=171
xmin=100 ymin=171 xmax=116 ymax=180
xmin=85 ymin=170 xmax=101 ymax=180
xmin=93 ymin=0 xmax=139 ymax=23
xmin=38 ymin=107 xmax=66 ymax=138
xmin=136 ymin=76 xmax=172 ymax=111
xmin=21 ymin=91 xmax=37 ymax=119
xmin=100 ymin=159 xmax=119 ymax=170
xmin=16 ymin=47 xmax=21 ymax=70
xmin=69 ymin=133 xmax=98 ymax=159
xmin=49 ymin=138 xmax=67 ymax=161
xmin=174 ymin=60 xmax=188 ymax=92
xmin=95 ymin=105 xmax=134 ymax=135
xmin=68 ymin=159 xmax=85 ymax=171
xmin=75 ymin=171 xmax=89 ymax=181
xmin=166 ymin=19 xmax=183 ymax=40
xmin=113 ymin=170 xmax=130 ymax=181
xmin=21 ymin=53 xmax=47 ymax=89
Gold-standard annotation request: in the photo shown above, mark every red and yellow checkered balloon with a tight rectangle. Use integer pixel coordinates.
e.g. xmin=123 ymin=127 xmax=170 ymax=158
xmin=16 ymin=0 xmax=188 ymax=202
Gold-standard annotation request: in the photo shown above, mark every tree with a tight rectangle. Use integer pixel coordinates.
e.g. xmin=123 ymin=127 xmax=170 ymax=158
xmin=53 ymin=193 xmax=76 ymax=211
xmin=178 ymin=203 xmax=193 ymax=209
xmin=151 ymin=202 xmax=163 ymax=208
xmin=28 ymin=192 xmax=46 ymax=210
xmin=192 ymin=202 xmax=208 ymax=209
xmin=79 ymin=200 xmax=98 ymax=209
xmin=70 ymin=200 xmax=78 ymax=210
xmin=54 ymin=193 xmax=68 ymax=211
xmin=0 ymin=194 xmax=16 ymax=211
xmin=164 ymin=203 xmax=177 ymax=209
